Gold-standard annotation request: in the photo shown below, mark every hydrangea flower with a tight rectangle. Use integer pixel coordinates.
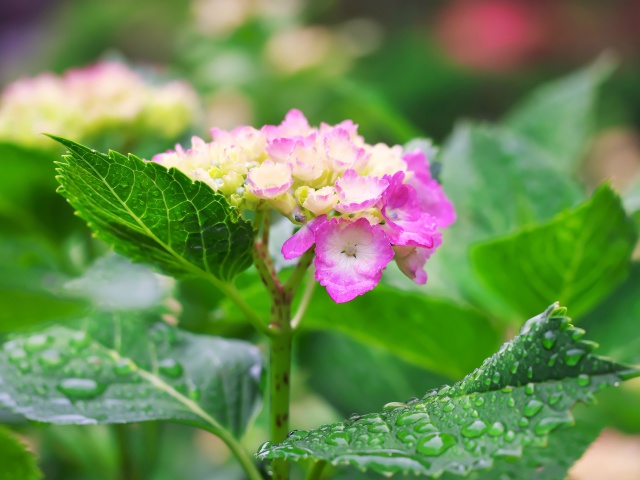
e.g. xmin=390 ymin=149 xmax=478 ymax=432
xmin=150 ymin=109 xmax=455 ymax=303
xmin=0 ymin=61 xmax=199 ymax=150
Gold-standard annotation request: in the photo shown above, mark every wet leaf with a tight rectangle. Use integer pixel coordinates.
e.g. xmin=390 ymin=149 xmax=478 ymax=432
xmin=0 ymin=312 xmax=262 ymax=438
xmin=52 ymin=136 xmax=254 ymax=282
xmin=257 ymin=305 xmax=639 ymax=478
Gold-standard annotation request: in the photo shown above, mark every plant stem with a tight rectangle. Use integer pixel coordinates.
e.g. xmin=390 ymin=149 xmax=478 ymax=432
xmin=269 ymin=293 xmax=293 ymax=480
xmin=305 ymin=460 xmax=327 ymax=480
xmin=200 ymin=425 xmax=263 ymax=480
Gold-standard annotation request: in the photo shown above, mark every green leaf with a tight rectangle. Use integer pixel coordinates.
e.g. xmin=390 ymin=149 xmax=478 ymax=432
xmin=403 ymin=123 xmax=583 ymax=317
xmin=52 ymin=136 xmax=254 ymax=282
xmin=0 ymin=426 xmax=42 ymax=480
xmin=0 ymin=312 xmax=262 ymax=438
xmin=503 ymin=56 xmax=614 ymax=171
xmin=298 ymin=331 xmax=448 ymax=416
xmin=257 ymin=304 xmax=639 ymax=478
xmin=472 ymin=185 xmax=637 ymax=320
xmin=304 ymin=288 xmax=501 ymax=379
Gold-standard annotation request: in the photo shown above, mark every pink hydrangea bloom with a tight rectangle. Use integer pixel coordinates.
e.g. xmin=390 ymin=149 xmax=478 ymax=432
xmin=246 ymin=160 xmax=293 ymax=199
xmin=380 ymin=172 xmax=440 ymax=248
xmin=149 ymin=108 xmax=456 ymax=302
xmin=313 ymin=218 xmax=394 ymax=303
xmin=404 ymin=149 xmax=456 ymax=228
xmin=334 ymin=169 xmax=389 ymax=214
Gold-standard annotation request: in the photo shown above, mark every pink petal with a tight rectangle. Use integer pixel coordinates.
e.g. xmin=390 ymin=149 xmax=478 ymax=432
xmin=404 ymin=149 xmax=456 ymax=228
xmin=334 ymin=169 xmax=389 ymax=214
xmin=313 ymin=218 xmax=394 ymax=303
xmin=281 ymin=215 xmax=328 ymax=260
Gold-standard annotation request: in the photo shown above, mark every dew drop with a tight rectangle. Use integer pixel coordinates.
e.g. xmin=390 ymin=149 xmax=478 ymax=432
xmin=534 ymin=416 xmax=572 ymax=436
xmin=396 ymin=412 xmax=429 ymax=426
xmin=442 ymin=403 xmax=455 ymax=412
xmin=25 ymin=334 xmax=51 ymax=352
xmin=58 ymin=378 xmax=105 ymax=399
xmin=492 ymin=446 xmax=522 ymax=461
xmin=526 ymin=366 xmax=533 ymax=379
xmin=461 ymin=420 xmax=487 ymax=438
xmin=414 ymin=422 xmax=438 ymax=434
xmin=510 ymin=361 xmax=519 ymax=375
xmin=542 ymin=331 xmax=557 ymax=350
xmin=548 ymin=392 xmax=562 ymax=405
xmin=507 ymin=397 xmax=516 ymax=407
xmin=565 ymin=349 xmax=585 ymax=366
xmin=326 ymin=431 xmax=350 ymax=446
xmin=525 ymin=383 xmax=535 ymax=395
xmin=158 ymin=358 xmax=183 ymax=378
xmin=519 ymin=417 xmax=530 ymax=427
xmin=113 ymin=358 xmax=135 ymax=375
xmin=488 ymin=421 xmax=505 ymax=437
xmin=524 ymin=399 xmax=543 ymax=417
xmin=416 ymin=433 xmax=456 ymax=456
xmin=8 ymin=348 xmax=27 ymax=363
xmin=492 ymin=371 xmax=501 ymax=384
xmin=577 ymin=374 xmax=590 ymax=386
xmin=475 ymin=397 xmax=485 ymax=407
xmin=70 ymin=331 xmax=90 ymax=350
xmin=39 ymin=349 xmax=64 ymax=367
xmin=504 ymin=430 xmax=515 ymax=442
xmin=368 ymin=423 xmax=390 ymax=434
xmin=571 ymin=328 xmax=586 ymax=341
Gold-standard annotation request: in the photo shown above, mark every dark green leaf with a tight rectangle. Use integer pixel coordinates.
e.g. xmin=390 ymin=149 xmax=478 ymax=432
xmin=298 ymin=331 xmax=448 ymax=416
xmin=503 ymin=56 xmax=614 ymax=171
xmin=0 ymin=312 xmax=262 ymax=437
xmin=258 ymin=305 xmax=639 ymax=478
xmin=0 ymin=426 xmax=42 ymax=480
xmin=52 ymin=136 xmax=254 ymax=282
xmin=472 ymin=185 xmax=637 ymax=320
xmin=304 ymin=288 xmax=501 ymax=379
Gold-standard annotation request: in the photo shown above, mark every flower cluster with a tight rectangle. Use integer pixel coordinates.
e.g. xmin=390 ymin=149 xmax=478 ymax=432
xmin=152 ymin=110 xmax=455 ymax=303
xmin=0 ymin=62 xmax=199 ymax=150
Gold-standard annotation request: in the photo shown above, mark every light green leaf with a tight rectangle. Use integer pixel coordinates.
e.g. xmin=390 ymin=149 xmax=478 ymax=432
xmin=472 ymin=185 xmax=637 ymax=320
xmin=304 ymin=288 xmax=501 ymax=379
xmin=258 ymin=305 xmax=639 ymax=478
xmin=52 ymin=136 xmax=254 ymax=282
xmin=0 ymin=426 xmax=42 ymax=480
xmin=0 ymin=312 xmax=262 ymax=438
xmin=503 ymin=55 xmax=614 ymax=171
xmin=412 ymin=123 xmax=583 ymax=317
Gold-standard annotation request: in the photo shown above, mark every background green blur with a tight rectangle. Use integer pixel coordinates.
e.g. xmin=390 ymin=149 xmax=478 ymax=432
xmin=1 ymin=0 xmax=640 ymax=479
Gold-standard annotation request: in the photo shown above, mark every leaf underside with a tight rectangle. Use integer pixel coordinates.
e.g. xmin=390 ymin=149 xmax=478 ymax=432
xmin=0 ymin=313 xmax=262 ymax=437
xmin=258 ymin=305 xmax=639 ymax=478
xmin=52 ymin=136 xmax=254 ymax=282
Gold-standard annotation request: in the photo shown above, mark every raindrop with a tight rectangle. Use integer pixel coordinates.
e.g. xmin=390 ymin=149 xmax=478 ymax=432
xmin=158 ymin=358 xmax=183 ymax=378
xmin=542 ymin=331 xmax=557 ymax=350
xmin=461 ymin=420 xmax=487 ymax=438
xmin=524 ymin=399 xmax=543 ymax=417
xmin=442 ymin=403 xmax=455 ymax=412
xmin=492 ymin=446 xmax=522 ymax=461
xmin=25 ymin=334 xmax=51 ymax=352
xmin=368 ymin=423 xmax=390 ymax=434
xmin=492 ymin=371 xmax=501 ymax=384
xmin=571 ymin=328 xmax=586 ymax=341
xmin=475 ymin=397 xmax=485 ymax=407
xmin=58 ymin=378 xmax=105 ymax=399
xmin=70 ymin=331 xmax=91 ymax=350
xmin=565 ymin=349 xmax=585 ymax=367
xmin=548 ymin=393 xmax=562 ymax=406
xmin=488 ymin=421 xmax=505 ymax=437
xmin=113 ymin=358 xmax=135 ymax=375
xmin=326 ymin=431 xmax=350 ymax=446
xmin=39 ymin=349 xmax=64 ymax=367
xmin=525 ymin=383 xmax=535 ymax=395
xmin=510 ymin=362 xmax=519 ymax=374
xmin=507 ymin=397 xmax=516 ymax=407
xmin=504 ymin=430 xmax=515 ymax=442
xmin=414 ymin=422 xmax=438 ymax=434
xmin=576 ymin=374 xmax=590 ymax=386
xmin=396 ymin=412 xmax=429 ymax=426
xmin=534 ymin=417 xmax=572 ymax=436
xmin=416 ymin=433 xmax=456 ymax=456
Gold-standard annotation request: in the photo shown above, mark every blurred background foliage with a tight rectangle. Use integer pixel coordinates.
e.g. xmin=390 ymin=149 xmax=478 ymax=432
xmin=1 ymin=0 xmax=640 ymax=479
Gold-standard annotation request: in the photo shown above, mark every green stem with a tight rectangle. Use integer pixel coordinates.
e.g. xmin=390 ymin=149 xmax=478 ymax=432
xmin=306 ymin=460 xmax=327 ymax=480
xmin=200 ymin=425 xmax=263 ymax=480
xmin=269 ymin=294 xmax=293 ymax=480
xmin=291 ymin=268 xmax=316 ymax=331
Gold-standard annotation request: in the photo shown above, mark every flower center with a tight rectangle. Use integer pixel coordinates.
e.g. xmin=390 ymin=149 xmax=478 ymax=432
xmin=342 ymin=244 xmax=358 ymax=257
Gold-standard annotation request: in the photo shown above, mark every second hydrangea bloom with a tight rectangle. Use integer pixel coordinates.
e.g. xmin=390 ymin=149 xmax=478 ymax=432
xmin=152 ymin=110 xmax=455 ymax=303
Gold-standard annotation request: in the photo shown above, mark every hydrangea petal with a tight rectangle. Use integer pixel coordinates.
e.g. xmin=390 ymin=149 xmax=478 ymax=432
xmin=334 ymin=169 xmax=389 ymax=214
xmin=246 ymin=160 xmax=293 ymax=199
xmin=314 ymin=218 xmax=393 ymax=303
xmin=281 ymin=215 xmax=328 ymax=260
